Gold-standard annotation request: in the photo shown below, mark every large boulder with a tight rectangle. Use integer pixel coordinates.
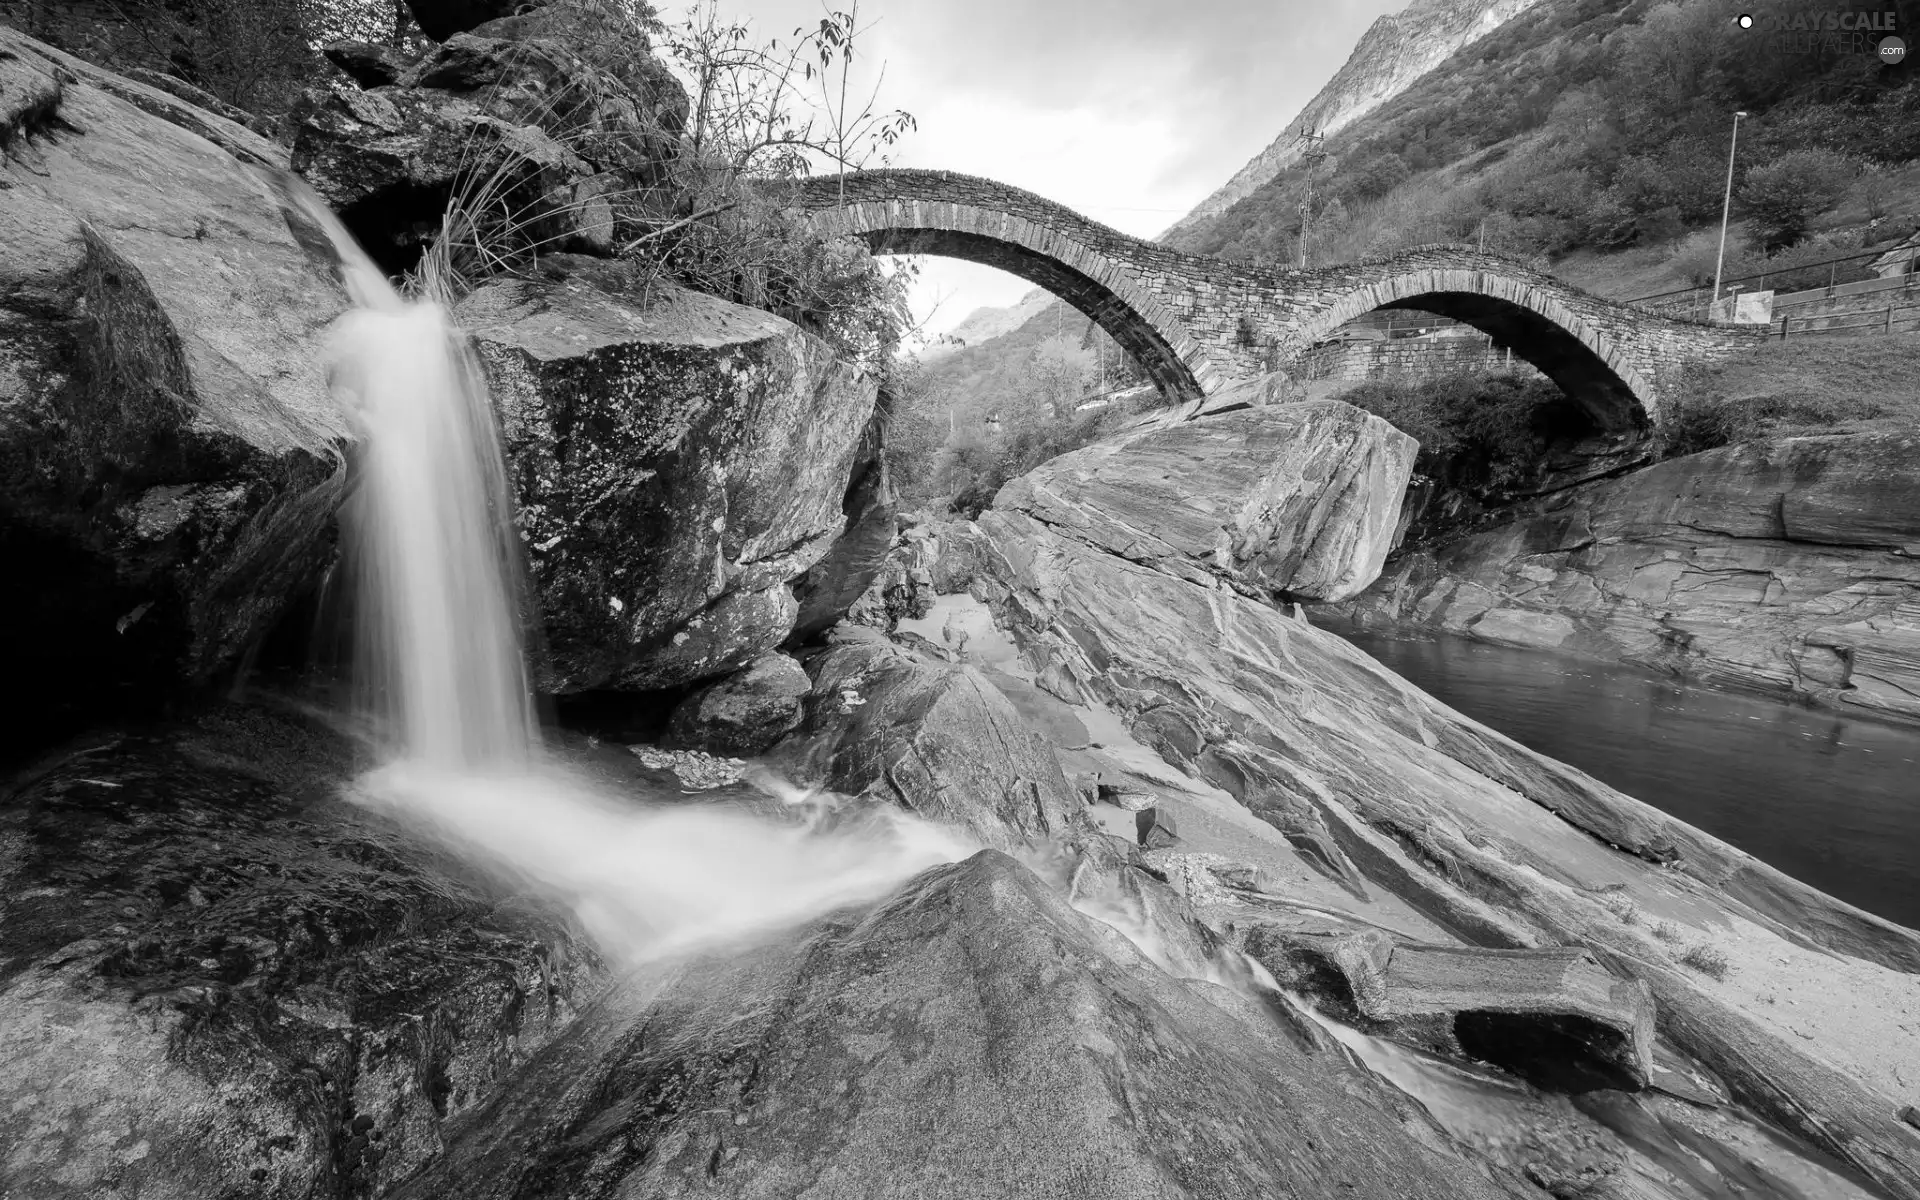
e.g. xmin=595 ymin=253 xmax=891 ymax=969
xmin=774 ymin=636 xmax=1083 ymax=853
xmin=294 ymin=3 xmax=687 ymax=268
xmin=667 ymin=651 xmax=810 ymax=756
xmin=457 ymin=256 xmax=879 ymax=692
xmin=0 ymin=702 xmax=599 ymax=1200
xmin=390 ymin=851 xmax=1533 ymax=1200
xmin=1324 ymin=433 xmax=1920 ymax=721
xmin=0 ymin=29 xmax=353 ymax=751
xmin=842 ymin=520 xmax=938 ymax=631
xmin=995 ymin=400 xmax=1416 ymax=603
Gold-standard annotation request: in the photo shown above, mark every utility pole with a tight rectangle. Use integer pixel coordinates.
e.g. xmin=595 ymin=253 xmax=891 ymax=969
xmin=1712 ymin=111 xmax=1749 ymax=315
xmin=1297 ymin=128 xmax=1327 ymax=268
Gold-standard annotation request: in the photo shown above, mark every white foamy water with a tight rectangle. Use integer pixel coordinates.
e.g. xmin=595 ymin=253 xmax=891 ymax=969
xmin=287 ymin=181 xmax=971 ymax=965
xmin=353 ymin=762 xmax=973 ymax=963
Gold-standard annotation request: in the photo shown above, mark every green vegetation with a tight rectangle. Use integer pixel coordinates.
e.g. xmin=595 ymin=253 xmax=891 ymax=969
xmin=1175 ymin=0 xmax=1920 ymax=283
xmin=1662 ymin=333 xmax=1920 ymax=456
xmin=1331 ymin=371 xmax=1592 ymax=497
xmin=884 ymin=333 xmax=1149 ymax=516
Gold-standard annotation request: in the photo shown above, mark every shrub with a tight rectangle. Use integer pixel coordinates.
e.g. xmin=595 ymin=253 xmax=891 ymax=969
xmin=1662 ymin=388 xmax=1887 ymax=458
xmin=1740 ymin=149 xmax=1856 ymax=252
xmin=1334 ymin=371 xmax=1585 ymax=496
xmin=1679 ymin=943 xmax=1731 ymax=980
xmin=1600 ymin=893 xmax=1640 ymax=925
xmin=913 ymin=334 xmax=1146 ymax=517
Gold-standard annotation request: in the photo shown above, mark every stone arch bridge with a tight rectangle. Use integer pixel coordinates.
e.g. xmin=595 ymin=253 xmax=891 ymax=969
xmin=791 ymin=170 xmax=1763 ymax=429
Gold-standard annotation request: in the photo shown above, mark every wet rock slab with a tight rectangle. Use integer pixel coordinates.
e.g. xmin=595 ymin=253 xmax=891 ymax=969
xmin=0 ymin=702 xmax=600 ymax=1199
xmin=926 ymin=501 xmax=1920 ymax=1197
xmin=666 ymin=652 xmax=810 ymax=756
xmin=393 ymin=851 xmax=1535 ymax=1200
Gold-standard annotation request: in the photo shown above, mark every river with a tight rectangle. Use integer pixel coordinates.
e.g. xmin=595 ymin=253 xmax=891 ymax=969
xmin=1340 ymin=632 xmax=1920 ymax=931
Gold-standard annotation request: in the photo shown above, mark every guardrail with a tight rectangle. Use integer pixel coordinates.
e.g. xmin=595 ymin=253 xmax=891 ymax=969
xmin=1775 ymin=301 xmax=1920 ymax=338
xmin=1626 ymin=241 xmax=1915 ymax=317
xmin=1772 ymin=270 xmax=1920 ymax=314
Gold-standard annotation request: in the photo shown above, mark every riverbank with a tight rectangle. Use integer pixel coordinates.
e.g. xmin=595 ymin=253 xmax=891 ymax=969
xmin=1318 ymin=431 xmax=1920 ymax=726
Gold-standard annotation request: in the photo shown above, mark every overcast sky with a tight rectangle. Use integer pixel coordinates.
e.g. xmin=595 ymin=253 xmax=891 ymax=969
xmin=676 ymin=0 xmax=1406 ymax=338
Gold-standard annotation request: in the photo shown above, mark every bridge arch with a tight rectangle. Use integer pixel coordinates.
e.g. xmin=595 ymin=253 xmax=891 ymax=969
xmin=1294 ymin=265 xmax=1662 ymax=430
xmin=792 ymin=172 xmax=1225 ymax=402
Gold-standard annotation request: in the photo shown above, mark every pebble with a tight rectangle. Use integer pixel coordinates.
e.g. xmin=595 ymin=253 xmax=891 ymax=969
xmin=628 ymin=746 xmax=746 ymax=790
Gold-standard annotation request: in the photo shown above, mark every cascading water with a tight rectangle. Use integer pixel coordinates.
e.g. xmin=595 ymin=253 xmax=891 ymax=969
xmin=287 ymin=183 xmax=970 ymax=965
xmin=322 ymin=236 xmax=536 ymax=770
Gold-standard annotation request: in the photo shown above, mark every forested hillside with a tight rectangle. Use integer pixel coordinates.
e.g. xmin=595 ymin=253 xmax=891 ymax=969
xmin=1174 ymin=0 xmax=1920 ymax=292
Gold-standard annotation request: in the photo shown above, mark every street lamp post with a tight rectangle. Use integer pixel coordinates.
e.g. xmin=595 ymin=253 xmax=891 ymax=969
xmin=1711 ymin=111 xmax=1750 ymax=317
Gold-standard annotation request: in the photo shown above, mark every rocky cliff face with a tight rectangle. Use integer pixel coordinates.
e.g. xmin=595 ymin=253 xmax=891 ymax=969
xmin=1320 ymin=433 xmax=1920 ymax=725
xmin=1163 ymin=0 xmax=1542 ymax=240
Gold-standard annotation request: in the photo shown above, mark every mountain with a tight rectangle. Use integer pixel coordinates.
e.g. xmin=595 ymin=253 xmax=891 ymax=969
xmin=1162 ymin=0 xmax=1545 ymax=239
xmin=918 ymin=289 xmax=1052 ymax=361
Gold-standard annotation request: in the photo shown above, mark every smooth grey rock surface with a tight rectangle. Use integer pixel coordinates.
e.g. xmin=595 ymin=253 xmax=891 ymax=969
xmin=390 ymin=852 xmax=1534 ymax=1200
xmin=773 ymin=638 xmax=1082 ymax=853
xmin=994 ymin=400 xmax=1416 ymax=602
xmin=932 ymin=507 xmax=1920 ymax=1195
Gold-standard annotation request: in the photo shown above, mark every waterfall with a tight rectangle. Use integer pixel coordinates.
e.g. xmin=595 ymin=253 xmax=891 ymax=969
xmin=290 ymin=188 xmax=536 ymax=769
xmin=285 ymin=181 xmax=970 ymax=965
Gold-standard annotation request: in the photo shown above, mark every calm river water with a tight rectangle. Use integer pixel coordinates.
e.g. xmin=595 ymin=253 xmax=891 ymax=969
xmin=1341 ymin=632 xmax=1920 ymax=930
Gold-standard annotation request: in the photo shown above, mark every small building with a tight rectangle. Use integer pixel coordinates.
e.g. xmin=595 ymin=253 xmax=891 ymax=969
xmin=1870 ymin=230 xmax=1920 ymax=279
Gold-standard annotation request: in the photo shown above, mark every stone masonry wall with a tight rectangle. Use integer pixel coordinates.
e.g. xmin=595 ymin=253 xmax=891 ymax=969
xmin=1298 ymin=336 xmax=1547 ymax=385
xmin=792 ymin=170 xmax=1768 ymax=421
